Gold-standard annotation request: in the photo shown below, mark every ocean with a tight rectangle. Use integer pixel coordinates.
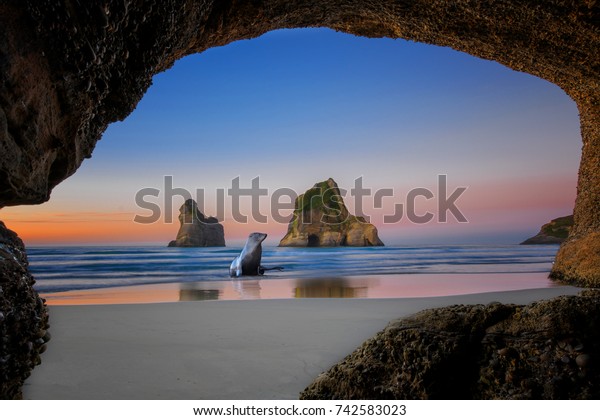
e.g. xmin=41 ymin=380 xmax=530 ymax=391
xmin=28 ymin=244 xmax=560 ymax=295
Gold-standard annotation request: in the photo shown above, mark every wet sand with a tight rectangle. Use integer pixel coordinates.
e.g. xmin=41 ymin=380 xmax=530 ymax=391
xmin=24 ymin=286 xmax=580 ymax=399
xmin=40 ymin=272 xmax=562 ymax=305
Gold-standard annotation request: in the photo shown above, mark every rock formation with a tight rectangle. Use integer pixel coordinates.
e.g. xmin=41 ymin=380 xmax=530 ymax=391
xmin=168 ymin=199 xmax=225 ymax=247
xmin=521 ymin=215 xmax=574 ymax=245
xmin=0 ymin=222 xmax=49 ymax=399
xmin=301 ymin=289 xmax=600 ymax=399
xmin=279 ymin=179 xmax=384 ymax=247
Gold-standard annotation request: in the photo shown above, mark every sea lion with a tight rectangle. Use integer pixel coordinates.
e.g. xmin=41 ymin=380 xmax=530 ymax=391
xmin=229 ymin=232 xmax=283 ymax=277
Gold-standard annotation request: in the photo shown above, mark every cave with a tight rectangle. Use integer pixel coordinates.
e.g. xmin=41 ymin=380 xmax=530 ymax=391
xmin=307 ymin=234 xmax=320 ymax=247
xmin=1 ymin=0 xmax=599 ymax=399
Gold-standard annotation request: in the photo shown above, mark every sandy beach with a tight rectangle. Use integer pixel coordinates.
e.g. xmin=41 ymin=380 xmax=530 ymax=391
xmin=24 ymin=286 xmax=581 ymax=400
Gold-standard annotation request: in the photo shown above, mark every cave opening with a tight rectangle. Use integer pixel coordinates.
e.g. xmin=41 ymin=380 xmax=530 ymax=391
xmin=307 ymin=234 xmax=320 ymax=247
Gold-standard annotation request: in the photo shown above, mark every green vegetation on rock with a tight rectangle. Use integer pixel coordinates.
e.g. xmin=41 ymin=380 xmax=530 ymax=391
xmin=279 ymin=178 xmax=384 ymax=247
xmin=521 ymin=215 xmax=574 ymax=245
xmin=541 ymin=215 xmax=574 ymax=239
xmin=298 ymin=181 xmax=342 ymax=213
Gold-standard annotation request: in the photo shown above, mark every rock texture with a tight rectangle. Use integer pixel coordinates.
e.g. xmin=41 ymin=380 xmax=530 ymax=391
xmin=301 ymin=290 xmax=600 ymax=400
xmin=0 ymin=2 xmax=596 ymax=283
xmin=279 ymin=179 xmax=384 ymax=247
xmin=168 ymin=199 xmax=225 ymax=247
xmin=0 ymin=222 xmax=49 ymax=399
xmin=521 ymin=215 xmax=574 ymax=245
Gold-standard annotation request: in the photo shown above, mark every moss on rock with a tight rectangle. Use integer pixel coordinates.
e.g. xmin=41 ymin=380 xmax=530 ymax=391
xmin=522 ymin=215 xmax=574 ymax=245
xmin=279 ymin=179 xmax=384 ymax=247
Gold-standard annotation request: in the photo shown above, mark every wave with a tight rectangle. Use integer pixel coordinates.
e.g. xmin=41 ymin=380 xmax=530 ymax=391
xmin=26 ymin=244 xmax=560 ymax=293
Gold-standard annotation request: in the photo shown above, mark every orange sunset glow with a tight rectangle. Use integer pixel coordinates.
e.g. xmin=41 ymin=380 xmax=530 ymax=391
xmin=0 ymin=29 xmax=581 ymax=246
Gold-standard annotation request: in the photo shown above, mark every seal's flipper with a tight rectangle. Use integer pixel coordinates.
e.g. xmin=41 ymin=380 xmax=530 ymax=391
xmin=259 ymin=266 xmax=284 ymax=275
xmin=229 ymin=257 xmax=242 ymax=277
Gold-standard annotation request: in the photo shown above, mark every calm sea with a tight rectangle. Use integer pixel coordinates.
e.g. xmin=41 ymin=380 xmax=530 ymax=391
xmin=27 ymin=245 xmax=560 ymax=294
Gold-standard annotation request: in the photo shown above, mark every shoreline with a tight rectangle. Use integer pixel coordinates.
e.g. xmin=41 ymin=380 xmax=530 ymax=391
xmin=39 ymin=272 xmax=563 ymax=305
xmin=25 ymin=286 xmax=581 ymax=399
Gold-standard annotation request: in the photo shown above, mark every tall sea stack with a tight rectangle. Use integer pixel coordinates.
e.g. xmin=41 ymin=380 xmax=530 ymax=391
xmin=168 ymin=199 xmax=225 ymax=247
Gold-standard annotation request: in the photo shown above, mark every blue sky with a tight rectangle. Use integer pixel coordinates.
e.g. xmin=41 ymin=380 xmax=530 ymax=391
xmin=1 ymin=28 xmax=582 ymax=245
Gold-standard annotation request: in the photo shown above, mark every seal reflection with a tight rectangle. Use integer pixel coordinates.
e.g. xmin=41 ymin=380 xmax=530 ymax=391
xmin=179 ymin=287 xmax=221 ymax=301
xmin=294 ymin=277 xmax=368 ymax=298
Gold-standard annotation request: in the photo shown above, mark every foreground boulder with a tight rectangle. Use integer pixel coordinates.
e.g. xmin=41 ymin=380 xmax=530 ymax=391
xmin=279 ymin=178 xmax=384 ymax=247
xmin=168 ymin=199 xmax=225 ymax=247
xmin=521 ymin=215 xmax=574 ymax=245
xmin=0 ymin=222 xmax=50 ymax=399
xmin=301 ymin=290 xmax=600 ymax=399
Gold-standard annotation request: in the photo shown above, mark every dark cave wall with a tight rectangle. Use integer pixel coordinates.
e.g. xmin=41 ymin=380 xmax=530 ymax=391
xmin=0 ymin=222 xmax=49 ymax=399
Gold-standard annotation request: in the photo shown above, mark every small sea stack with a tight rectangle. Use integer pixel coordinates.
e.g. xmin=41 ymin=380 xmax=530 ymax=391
xmin=168 ymin=199 xmax=225 ymax=247
xmin=279 ymin=178 xmax=384 ymax=247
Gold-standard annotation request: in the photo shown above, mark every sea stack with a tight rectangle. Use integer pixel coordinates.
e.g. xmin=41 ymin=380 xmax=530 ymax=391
xmin=521 ymin=215 xmax=573 ymax=245
xmin=168 ymin=199 xmax=225 ymax=247
xmin=279 ymin=178 xmax=384 ymax=247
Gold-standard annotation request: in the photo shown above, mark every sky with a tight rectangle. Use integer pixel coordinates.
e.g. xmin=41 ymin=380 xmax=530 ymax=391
xmin=0 ymin=28 xmax=582 ymax=246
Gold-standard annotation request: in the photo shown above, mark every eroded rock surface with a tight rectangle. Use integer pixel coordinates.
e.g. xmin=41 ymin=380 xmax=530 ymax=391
xmin=301 ymin=290 xmax=600 ymax=399
xmin=0 ymin=222 xmax=49 ymax=399
xmin=168 ymin=199 xmax=225 ymax=247
xmin=279 ymin=178 xmax=384 ymax=247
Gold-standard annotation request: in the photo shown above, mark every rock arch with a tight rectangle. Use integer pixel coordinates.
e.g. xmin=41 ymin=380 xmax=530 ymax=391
xmin=2 ymin=0 xmax=597 ymax=283
xmin=0 ymin=0 xmax=599 ymax=399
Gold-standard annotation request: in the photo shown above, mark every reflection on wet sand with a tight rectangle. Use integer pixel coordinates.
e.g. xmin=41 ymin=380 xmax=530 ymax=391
xmin=177 ymin=279 xmax=264 ymax=300
xmin=179 ymin=287 xmax=220 ymax=301
xmin=176 ymin=277 xmax=375 ymax=301
xmin=41 ymin=272 xmax=559 ymax=305
xmin=294 ymin=277 xmax=369 ymax=298
xmin=232 ymin=279 xmax=262 ymax=300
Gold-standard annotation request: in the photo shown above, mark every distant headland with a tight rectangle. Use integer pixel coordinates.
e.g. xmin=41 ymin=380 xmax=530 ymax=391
xmin=521 ymin=215 xmax=573 ymax=245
